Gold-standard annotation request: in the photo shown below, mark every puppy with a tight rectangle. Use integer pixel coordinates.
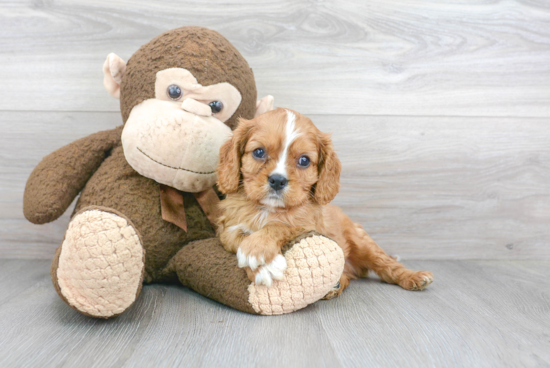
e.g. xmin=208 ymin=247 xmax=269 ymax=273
xmin=216 ymin=108 xmax=433 ymax=297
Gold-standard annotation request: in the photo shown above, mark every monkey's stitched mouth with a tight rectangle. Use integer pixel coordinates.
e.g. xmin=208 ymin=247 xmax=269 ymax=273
xmin=137 ymin=147 xmax=216 ymax=175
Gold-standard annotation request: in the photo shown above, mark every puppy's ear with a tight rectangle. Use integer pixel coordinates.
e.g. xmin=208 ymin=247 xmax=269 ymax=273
xmin=217 ymin=118 xmax=253 ymax=194
xmin=314 ymin=133 xmax=342 ymax=205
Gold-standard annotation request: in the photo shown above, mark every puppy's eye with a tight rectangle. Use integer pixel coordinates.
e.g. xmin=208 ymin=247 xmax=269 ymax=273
xmin=209 ymin=101 xmax=224 ymax=113
xmin=297 ymin=155 xmax=310 ymax=168
xmin=167 ymin=85 xmax=182 ymax=100
xmin=252 ymin=148 xmax=266 ymax=159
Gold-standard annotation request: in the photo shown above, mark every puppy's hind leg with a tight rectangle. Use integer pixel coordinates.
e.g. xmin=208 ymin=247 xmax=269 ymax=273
xmin=323 ymin=274 xmax=350 ymax=300
xmin=343 ymin=220 xmax=433 ymax=291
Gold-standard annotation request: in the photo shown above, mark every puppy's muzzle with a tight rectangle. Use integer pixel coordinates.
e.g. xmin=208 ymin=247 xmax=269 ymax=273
xmin=268 ymin=174 xmax=287 ymax=191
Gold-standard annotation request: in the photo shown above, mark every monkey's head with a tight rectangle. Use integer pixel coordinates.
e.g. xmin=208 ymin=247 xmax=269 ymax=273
xmin=103 ymin=26 xmax=274 ymax=193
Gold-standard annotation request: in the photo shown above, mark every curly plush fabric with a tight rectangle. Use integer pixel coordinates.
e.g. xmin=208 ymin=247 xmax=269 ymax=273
xmin=248 ymin=234 xmax=344 ymax=315
xmin=23 ymin=127 xmax=123 ymax=225
xmin=120 ymin=26 xmax=257 ymax=129
xmin=54 ymin=208 xmax=145 ymax=318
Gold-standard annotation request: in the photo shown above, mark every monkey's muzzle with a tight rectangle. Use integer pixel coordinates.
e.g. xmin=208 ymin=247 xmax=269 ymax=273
xmin=121 ymin=99 xmax=232 ymax=193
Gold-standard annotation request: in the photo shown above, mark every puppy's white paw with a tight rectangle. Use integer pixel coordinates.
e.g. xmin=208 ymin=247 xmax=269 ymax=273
xmin=237 ymin=247 xmax=265 ymax=270
xmin=255 ymin=267 xmax=273 ymax=287
xmin=254 ymin=255 xmax=287 ymax=287
xmin=264 ymin=255 xmax=287 ymax=280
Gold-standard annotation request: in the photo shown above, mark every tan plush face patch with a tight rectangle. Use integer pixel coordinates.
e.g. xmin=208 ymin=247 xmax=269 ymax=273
xmin=121 ymin=67 xmax=236 ymax=193
xmin=122 ymin=99 xmax=232 ymax=193
xmin=155 ymin=68 xmax=242 ymax=124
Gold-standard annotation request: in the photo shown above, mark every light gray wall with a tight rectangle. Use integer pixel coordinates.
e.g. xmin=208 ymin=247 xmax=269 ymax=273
xmin=1 ymin=0 xmax=549 ymax=259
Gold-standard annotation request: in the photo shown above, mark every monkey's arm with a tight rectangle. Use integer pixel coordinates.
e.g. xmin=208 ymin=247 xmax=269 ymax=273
xmin=23 ymin=126 xmax=123 ymax=224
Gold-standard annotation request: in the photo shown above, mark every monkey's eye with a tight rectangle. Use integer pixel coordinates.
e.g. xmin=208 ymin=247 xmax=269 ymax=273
xmin=297 ymin=155 xmax=310 ymax=168
xmin=252 ymin=148 xmax=266 ymax=159
xmin=209 ymin=101 xmax=223 ymax=113
xmin=167 ymin=85 xmax=182 ymax=100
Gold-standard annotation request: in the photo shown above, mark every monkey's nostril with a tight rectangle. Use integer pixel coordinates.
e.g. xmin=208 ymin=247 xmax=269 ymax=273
xmin=181 ymin=98 xmax=212 ymax=117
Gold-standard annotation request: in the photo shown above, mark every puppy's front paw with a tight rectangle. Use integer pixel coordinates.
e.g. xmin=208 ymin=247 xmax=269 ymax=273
xmin=236 ymin=239 xmax=280 ymax=270
xmin=399 ymin=271 xmax=434 ymax=291
xmin=237 ymin=247 xmax=264 ymax=270
xmin=241 ymin=254 xmax=287 ymax=287
xmin=254 ymin=255 xmax=287 ymax=287
xmin=237 ymin=239 xmax=287 ymax=287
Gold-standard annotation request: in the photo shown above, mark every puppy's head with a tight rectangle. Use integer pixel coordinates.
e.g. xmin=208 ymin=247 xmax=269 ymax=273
xmin=217 ymin=108 xmax=341 ymax=208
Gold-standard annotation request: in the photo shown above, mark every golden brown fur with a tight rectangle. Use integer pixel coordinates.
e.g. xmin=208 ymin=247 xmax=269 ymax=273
xmin=217 ymin=108 xmax=433 ymax=295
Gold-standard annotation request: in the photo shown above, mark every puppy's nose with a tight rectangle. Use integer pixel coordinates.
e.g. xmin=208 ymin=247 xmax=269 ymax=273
xmin=268 ymin=174 xmax=288 ymax=191
xmin=181 ymin=98 xmax=212 ymax=117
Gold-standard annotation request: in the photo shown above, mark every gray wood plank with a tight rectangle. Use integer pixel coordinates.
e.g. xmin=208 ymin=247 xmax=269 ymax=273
xmin=319 ymin=115 xmax=550 ymax=260
xmin=1 ymin=0 xmax=549 ymax=117
xmin=0 ymin=259 xmax=548 ymax=367
xmin=319 ymin=260 xmax=550 ymax=368
xmin=119 ymin=290 xmax=342 ymax=368
xmin=0 ymin=275 xmax=164 ymax=368
xmin=2 ymin=111 xmax=548 ymax=260
xmin=0 ymin=259 xmax=51 ymax=306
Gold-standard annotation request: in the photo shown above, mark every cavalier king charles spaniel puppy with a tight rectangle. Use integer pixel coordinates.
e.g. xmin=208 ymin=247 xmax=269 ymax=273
xmin=216 ymin=108 xmax=433 ymax=297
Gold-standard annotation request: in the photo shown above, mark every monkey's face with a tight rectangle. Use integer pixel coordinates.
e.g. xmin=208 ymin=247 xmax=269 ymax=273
xmin=104 ymin=27 xmax=273 ymax=192
xmin=121 ymin=68 xmax=240 ymax=192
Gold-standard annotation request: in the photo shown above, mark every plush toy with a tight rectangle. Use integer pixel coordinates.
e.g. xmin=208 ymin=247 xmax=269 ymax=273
xmin=23 ymin=26 xmax=344 ymax=317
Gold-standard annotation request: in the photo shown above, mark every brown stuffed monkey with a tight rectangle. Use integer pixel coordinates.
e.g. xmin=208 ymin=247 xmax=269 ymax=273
xmin=23 ymin=27 xmax=344 ymax=317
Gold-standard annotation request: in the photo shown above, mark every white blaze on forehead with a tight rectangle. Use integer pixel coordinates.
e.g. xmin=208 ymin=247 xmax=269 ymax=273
xmin=271 ymin=110 xmax=300 ymax=177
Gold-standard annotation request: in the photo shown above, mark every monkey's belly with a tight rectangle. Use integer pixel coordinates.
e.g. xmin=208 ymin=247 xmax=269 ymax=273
xmin=73 ymin=145 xmax=216 ymax=281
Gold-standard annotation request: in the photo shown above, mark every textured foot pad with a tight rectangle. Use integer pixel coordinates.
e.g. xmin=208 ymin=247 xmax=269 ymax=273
xmin=56 ymin=209 xmax=145 ymax=318
xmin=248 ymin=235 xmax=345 ymax=315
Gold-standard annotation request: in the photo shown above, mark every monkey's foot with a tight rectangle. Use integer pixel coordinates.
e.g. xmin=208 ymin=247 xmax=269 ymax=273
xmin=248 ymin=233 xmax=344 ymax=315
xmin=52 ymin=207 xmax=145 ymax=318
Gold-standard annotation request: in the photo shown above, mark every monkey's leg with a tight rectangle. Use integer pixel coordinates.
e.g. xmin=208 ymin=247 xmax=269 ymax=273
xmin=52 ymin=207 xmax=145 ymax=318
xmin=168 ymin=232 xmax=345 ymax=315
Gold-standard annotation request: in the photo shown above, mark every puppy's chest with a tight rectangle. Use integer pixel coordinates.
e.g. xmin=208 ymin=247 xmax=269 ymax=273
xmin=224 ymin=205 xmax=320 ymax=235
xmin=225 ymin=209 xmax=279 ymax=235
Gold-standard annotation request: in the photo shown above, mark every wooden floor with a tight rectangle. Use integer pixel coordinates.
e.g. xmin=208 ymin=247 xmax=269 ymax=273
xmin=1 ymin=1 xmax=549 ymax=367
xmin=0 ymin=259 xmax=548 ymax=368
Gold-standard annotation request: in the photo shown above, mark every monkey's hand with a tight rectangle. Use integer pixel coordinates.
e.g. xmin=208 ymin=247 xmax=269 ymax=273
xmin=23 ymin=126 xmax=122 ymax=224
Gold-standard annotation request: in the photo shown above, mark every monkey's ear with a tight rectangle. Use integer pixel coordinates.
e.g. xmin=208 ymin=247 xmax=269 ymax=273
xmin=102 ymin=53 xmax=127 ymax=99
xmin=254 ymin=95 xmax=275 ymax=117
